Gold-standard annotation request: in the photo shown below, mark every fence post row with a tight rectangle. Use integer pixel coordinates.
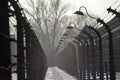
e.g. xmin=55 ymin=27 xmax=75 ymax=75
xmin=0 ymin=0 xmax=47 ymax=80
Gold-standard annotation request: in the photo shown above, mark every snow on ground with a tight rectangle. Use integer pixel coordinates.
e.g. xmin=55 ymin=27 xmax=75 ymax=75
xmin=11 ymin=67 xmax=120 ymax=80
xmin=45 ymin=67 xmax=77 ymax=80
xmin=12 ymin=73 xmax=17 ymax=80
xmin=116 ymin=72 xmax=120 ymax=80
xmin=45 ymin=67 xmax=120 ymax=80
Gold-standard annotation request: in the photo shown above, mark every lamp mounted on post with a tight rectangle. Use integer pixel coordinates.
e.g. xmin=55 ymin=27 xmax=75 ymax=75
xmin=74 ymin=6 xmax=98 ymax=19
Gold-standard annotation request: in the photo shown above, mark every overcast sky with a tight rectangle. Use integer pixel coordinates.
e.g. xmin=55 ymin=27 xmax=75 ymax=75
xmin=62 ymin=0 xmax=120 ymax=16
xmin=20 ymin=0 xmax=120 ymax=17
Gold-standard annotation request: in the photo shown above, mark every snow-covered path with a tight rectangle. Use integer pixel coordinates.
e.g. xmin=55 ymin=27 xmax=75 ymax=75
xmin=45 ymin=67 xmax=77 ymax=80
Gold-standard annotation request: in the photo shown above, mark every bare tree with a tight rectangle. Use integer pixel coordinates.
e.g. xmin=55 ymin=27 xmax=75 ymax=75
xmin=22 ymin=0 xmax=71 ymax=55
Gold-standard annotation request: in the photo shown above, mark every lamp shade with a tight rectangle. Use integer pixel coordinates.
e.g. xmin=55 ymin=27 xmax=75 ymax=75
xmin=66 ymin=26 xmax=74 ymax=29
xmin=74 ymin=11 xmax=84 ymax=15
